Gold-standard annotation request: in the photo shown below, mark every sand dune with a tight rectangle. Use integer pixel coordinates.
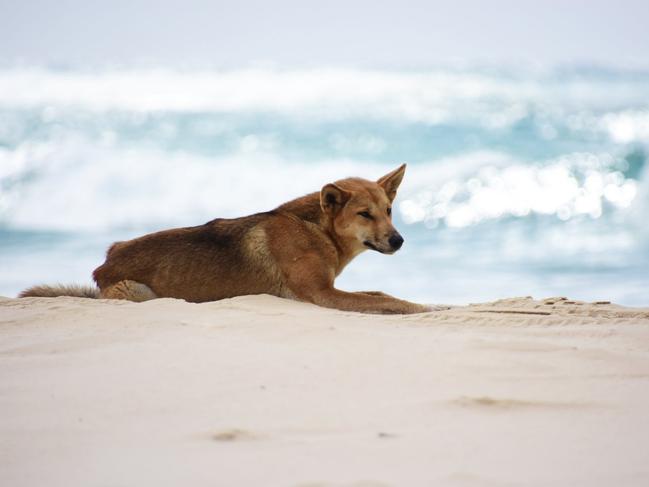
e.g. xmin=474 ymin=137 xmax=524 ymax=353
xmin=1 ymin=295 xmax=649 ymax=486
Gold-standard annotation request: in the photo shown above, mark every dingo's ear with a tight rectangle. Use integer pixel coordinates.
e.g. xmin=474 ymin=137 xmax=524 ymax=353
xmin=377 ymin=163 xmax=406 ymax=202
xmin=321 ymin=184 xmax=351 ymax=215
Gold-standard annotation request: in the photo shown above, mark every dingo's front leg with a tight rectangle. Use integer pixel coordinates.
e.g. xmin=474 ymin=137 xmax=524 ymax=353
xmin=356 ymin=291 xmax=394 ymax=298
xmin=309 ymin=288 xmax=431 ymax=314
xmin=282 ymin=253 xmax=432 ymax=314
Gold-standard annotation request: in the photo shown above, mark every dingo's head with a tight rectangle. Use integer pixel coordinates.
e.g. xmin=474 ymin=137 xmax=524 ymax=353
xmin=320 ymin=164 xmax=406 ymax=255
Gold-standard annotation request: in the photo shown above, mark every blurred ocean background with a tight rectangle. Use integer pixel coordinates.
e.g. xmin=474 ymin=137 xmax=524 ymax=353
xmin=1 ymin=1 xmax=648 ymax=305
xmin=1 ymin=66 xmax=647 ymax=305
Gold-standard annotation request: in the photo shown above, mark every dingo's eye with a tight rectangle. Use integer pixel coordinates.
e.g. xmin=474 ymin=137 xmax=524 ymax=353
xmin=387 ymin=207 xmax=392 ymax=216
xmin=357 ymin=211 xmax=373 ymax=220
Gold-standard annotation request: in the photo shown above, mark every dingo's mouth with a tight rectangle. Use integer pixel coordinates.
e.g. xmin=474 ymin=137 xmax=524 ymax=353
xmin=363 ymin=241 xmax=378 ymax=251
xmin=364 ymin=241 xmax=396 ymax=254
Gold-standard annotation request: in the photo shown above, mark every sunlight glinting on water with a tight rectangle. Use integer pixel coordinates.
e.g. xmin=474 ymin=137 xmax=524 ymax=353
xmin=399 ymin=153 xmax=637 ymax=228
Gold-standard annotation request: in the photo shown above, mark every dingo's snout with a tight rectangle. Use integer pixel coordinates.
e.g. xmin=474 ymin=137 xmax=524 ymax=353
xmin=389 ymin=232 xmax=404 ymax=251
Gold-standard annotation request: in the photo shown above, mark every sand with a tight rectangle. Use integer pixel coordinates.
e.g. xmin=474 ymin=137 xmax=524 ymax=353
xmin=1 ymin=294 xmax=649 ymax=487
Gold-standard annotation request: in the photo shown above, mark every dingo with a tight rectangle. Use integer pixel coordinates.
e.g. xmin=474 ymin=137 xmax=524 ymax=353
xmin=21 ymin=164 xmax=432 ymax=314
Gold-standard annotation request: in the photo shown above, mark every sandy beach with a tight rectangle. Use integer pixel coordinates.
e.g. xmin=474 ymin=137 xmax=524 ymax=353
xmin=1 ymin=294 xmax=649 ymax=487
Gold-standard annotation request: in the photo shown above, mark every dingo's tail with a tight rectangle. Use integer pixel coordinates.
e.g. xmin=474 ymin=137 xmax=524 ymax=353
xmin=19 ymin=284 xmax=100 ymax=299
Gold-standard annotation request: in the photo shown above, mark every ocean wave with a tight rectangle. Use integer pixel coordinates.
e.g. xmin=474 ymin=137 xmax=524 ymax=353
xmin=2 ymin=67 xmax=649 ymax=141
xmin=0 ymin=136 xmax=387 ymax=231
xmin=1 ymin=131 xmax=645 ymax=236
xmin=600 ymin=110 xmax=649 ymax=143
xmin=399 ymin=152 xmax=638 ymax=228
xmin=1 ymin=66 xmax=647 ymax=243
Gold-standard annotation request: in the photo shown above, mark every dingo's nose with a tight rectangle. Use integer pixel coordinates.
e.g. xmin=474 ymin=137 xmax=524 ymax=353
xmin=389 ymin=233 xmax=404 ymax=250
